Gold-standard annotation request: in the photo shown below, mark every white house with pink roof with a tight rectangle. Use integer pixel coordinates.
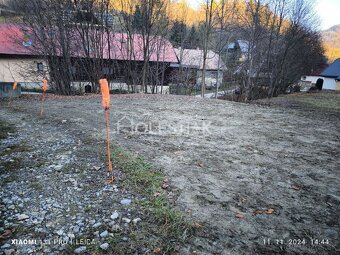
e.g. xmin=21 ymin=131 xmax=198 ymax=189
xmin=173 ymin=48 xmax=226 ymax=88
xmin=0 ymin=23 xmax=178 ymax=94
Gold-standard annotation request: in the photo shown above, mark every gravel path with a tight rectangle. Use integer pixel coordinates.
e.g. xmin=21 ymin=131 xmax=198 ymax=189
xmin=1 ymin=94 xmax=339 ymax=255
xmin=0 ymin=103 xmax=147 ymax=255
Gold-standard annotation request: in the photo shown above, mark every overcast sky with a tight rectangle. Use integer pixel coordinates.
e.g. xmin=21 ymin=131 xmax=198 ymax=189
xmin=187 ymin=0 xmax=340 ymax=31
xmin=317 ymin=0 xmax=340 ymax=30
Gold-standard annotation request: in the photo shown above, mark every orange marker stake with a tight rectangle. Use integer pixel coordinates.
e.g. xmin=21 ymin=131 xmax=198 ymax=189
xmin=40 ymin=79 xmax=47 ymax=116
xmin=8 ymin=82 xmax=17 ymax=107
xmin=99 ymin=79 xmax=114 ymax=183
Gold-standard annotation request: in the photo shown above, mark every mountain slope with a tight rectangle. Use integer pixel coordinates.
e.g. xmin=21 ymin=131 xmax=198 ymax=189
xmin=322 ymin=25 xmax=340 ymax=63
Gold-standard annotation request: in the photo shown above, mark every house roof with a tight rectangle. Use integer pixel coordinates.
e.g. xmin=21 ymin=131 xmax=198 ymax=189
xmin=0 ymin=24 xmax=33 ymax=56
xmin=173 ymin=48 xmax=226 ymax=70
xmin=0 ymin=23 xmax=178 ymax=63
xmin=320 ymin=58 xmax=340 ymax=80
xmin=237 ymin=40 xmax=249 ymax=53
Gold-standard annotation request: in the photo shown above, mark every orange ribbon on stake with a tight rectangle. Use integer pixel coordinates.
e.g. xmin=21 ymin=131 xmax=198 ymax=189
xmin=43 ymin=80 xmax=47 ymax=92
xmin=8 ymin=82 xmax=17 ymax=106
xmin=40 ymin=79 xmax=48 ymax=116
xmin=99 ymin=79 xmax=114 ymax=183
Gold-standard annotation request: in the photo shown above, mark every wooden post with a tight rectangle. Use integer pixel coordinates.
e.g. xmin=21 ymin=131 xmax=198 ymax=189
xmin=99 ymin=79 xmax=114 ymax=183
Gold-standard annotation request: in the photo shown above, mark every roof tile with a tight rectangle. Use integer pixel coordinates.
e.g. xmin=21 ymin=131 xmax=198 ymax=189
xmin=0 ymin=23 xmax=178 ymax=63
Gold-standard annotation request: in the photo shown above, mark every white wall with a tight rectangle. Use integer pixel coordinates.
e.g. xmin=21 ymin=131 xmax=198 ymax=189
xmin=301 ymin=76 xmax=321 ymax=84
xmin=300 ymin=75 xmax=336 ymax=90
xmin=70 ymin=81 xmax=170 ymax=94
xmin=197 ymin=70 xmax=223 ymax=87
xmin=322 ymin=77 xmax=336 ymax=90
xmin=0 ymin=58 xmax=49 ymax=83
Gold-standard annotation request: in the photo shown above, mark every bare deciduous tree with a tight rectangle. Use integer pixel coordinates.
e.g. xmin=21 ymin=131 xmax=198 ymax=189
xmin=200 ymin=0 xmax=215 ymax=98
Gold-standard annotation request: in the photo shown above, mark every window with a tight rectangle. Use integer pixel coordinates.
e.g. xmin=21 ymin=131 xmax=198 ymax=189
xmin=103 ymin=67 xmax=113 ymax=75
xmin=37 ymin=62 xmax=44 ymax=72
xmin=70 ymin=66 xmax=76 ymax=74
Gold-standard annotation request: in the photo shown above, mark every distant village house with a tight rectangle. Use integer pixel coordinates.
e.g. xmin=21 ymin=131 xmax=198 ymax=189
xmin=171 ymin=48 xmax=226 ymax=88
xmin=0 ymin=23 xmax=178 ymax=94
xmin=300 ymin=58 xmax=340 ymax=91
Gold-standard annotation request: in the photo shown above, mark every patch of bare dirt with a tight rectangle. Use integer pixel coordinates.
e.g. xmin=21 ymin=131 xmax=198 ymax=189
xmin=1 ymin=94 xmax=339 ymax=254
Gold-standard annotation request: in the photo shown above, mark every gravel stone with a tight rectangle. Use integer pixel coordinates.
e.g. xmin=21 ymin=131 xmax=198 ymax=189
xmin=99 ymin=230 xmax=109 ymax=238
xmin=74 ymin=246 xmax=86 ymax=254
xmin=4 ymin=249 xmax=15 ymax=255
xmin=110 ymin=211 xmax=119 ymax=220
xmin=1 ymin=243 xmax=11 ymax=249
xmin=17 ymin=214 xmax=29 ymax=221
xmin=120 ymin=198 xmax=132 ymax=205
xmin=56 ymin=229 xmax=64 ymax=236
xmin=100 ymin=243 xmax=109 ymax=250
xmin=92 ymin=222 xmax=102 ymax=228
xmin=132 ymin=218 xmax=141 ymax=224
xmin=122 ymin=218 xmax=131 ymax=224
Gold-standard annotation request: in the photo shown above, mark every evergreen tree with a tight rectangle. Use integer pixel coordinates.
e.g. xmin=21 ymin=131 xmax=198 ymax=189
xmin=132 ymin=5 xmax=143 ymax=31
xmin=170 ymin=21 xmax=186 ymax=47
xmin=186 ymin=25 xmax=200 ymax=49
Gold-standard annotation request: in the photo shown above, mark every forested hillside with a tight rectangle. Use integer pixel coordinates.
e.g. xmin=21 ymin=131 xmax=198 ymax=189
xmin=322 ymin=24 xmax=340 ymax=62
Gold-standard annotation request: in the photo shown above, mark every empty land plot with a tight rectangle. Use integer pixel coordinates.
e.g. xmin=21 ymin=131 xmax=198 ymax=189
xmin=1 ymin=93 xmax=339 ymax=254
